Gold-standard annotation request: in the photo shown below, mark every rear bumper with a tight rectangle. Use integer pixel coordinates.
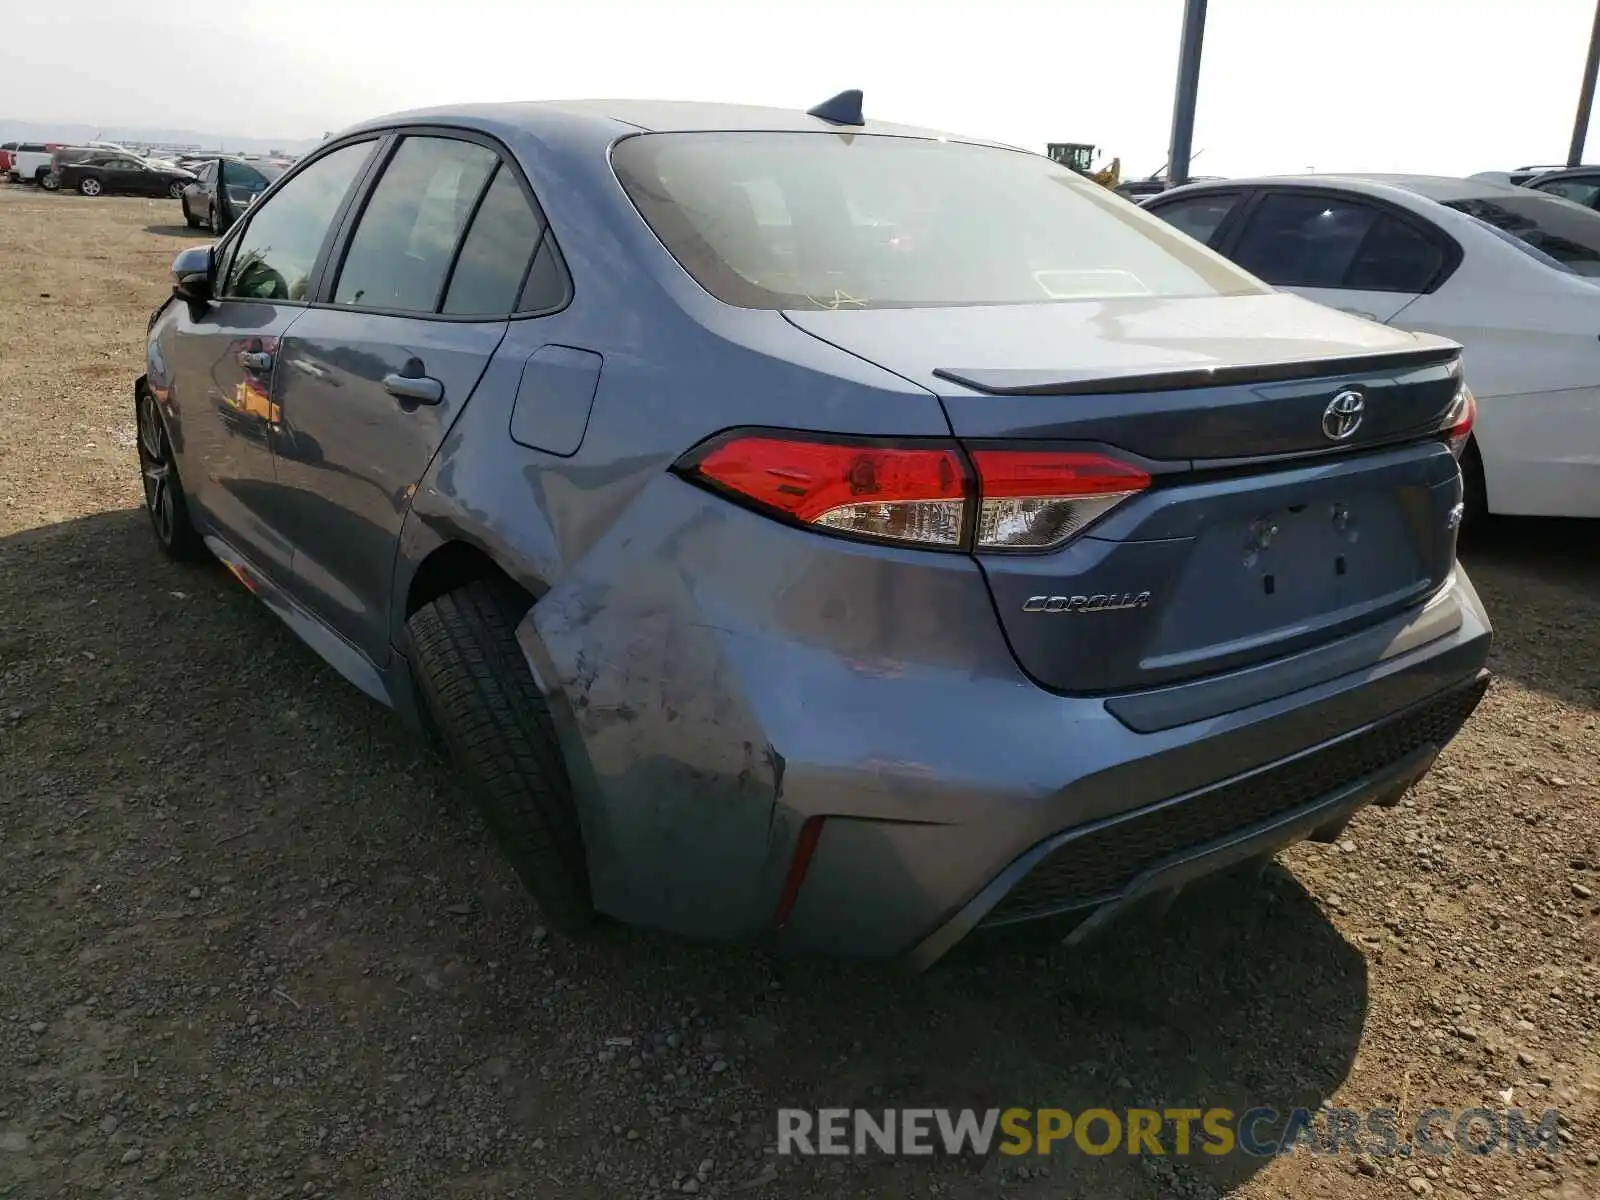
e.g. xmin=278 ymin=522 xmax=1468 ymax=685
xmin=516 ymin=474 xmax=1493 ymax=962
xmin=906 ymin=670 xmax=1486 ymax=969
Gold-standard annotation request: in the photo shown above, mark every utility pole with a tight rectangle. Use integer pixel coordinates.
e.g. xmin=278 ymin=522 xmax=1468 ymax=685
xmin=1570 ymin=0 xmax=1600 ymax=166
xmin=1166 ymin=0 xmax=1209 ymax=188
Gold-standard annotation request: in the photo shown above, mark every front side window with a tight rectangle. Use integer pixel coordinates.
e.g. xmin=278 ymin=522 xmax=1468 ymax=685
xmin=1149 ymin=193 xmax=1241 ymax=246
xmin=1441 ymin=193 xmax=1600 ymax=277
xmin=220 ymin=140 xmax=375 ymax=302
xmin=612 ymin=132 xmax=1266 ymax=309
xmin=333 ymin=136 xmax=498 ymax=313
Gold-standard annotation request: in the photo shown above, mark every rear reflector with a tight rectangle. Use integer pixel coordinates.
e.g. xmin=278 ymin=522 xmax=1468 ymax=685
xmin=771 ymin=816 xmax=825 ymax=929
xmin=677 ymin=431 xmax=1149 ymax=552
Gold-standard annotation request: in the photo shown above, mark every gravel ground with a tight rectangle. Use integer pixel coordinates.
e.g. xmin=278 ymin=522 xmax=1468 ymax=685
xmin=1 ymin=188 xmax=1597 ymax=1200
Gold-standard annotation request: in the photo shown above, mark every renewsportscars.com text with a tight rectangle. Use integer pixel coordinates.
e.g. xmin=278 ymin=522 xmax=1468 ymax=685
xmin=776 ymin=1106 xmax=1562 ymax=1159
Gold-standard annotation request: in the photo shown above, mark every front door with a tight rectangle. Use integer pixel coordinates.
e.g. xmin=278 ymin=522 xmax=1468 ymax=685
xmin=159 ymin=138 xmax=381 ymax=583
xmin=269 ymin=133 xmax=551 ymax=663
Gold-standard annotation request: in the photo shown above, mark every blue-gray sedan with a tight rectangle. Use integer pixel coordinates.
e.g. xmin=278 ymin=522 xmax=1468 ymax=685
xmin=135 ymin=96 xmax=1491 ymax=967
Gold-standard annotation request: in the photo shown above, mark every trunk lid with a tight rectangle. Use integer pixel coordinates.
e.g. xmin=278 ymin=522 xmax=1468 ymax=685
xmin=785 ymin=293 xmax=1467 ymax=694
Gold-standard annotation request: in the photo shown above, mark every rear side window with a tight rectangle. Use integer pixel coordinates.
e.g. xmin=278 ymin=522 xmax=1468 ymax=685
xmin=333 ymin=136 xmax=498 ymax=313
xmin=612 ymin=131 xmax=1266 ymax=309
xmin=1345 ymin=213 xmax=1446 ymax=290
xmin=1149 ymin=193 xmax=1241 ymax=246
xmin=220 ymin=140 xmax=375 ymax=302
xmin=442 ymin=165 xmax=546 ymax=315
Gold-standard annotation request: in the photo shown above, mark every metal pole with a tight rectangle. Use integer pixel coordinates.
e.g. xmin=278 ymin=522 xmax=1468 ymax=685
xmin=1166 ymin=0 xmax=1209 ymax=188
xmin=1570 ymin=0 xmax=1600 ymax=167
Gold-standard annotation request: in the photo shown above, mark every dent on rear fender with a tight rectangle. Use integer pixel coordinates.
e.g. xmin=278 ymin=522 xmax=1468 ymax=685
xmin=520 ymin=564 xmax=792 ymax=942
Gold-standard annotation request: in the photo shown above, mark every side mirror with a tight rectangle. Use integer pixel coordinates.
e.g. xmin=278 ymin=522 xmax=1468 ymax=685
xmin=171 ymin=244 xmax=214 ymax=303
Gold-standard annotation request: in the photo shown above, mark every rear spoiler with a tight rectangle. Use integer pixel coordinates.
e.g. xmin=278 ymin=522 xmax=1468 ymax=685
xmin=933 ymin=341 xmax=1462 ymax=398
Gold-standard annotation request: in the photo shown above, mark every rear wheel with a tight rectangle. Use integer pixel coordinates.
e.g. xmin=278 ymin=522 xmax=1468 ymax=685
xmin=77 ymin=176 xmax=102 ymax=197
xmin=136 ymin=387 xmax=206 ymax=561
xmin=167 ymin=180 xmax=185 ymax=199
xmin=406 ymin=577 xmax=594 ymax=931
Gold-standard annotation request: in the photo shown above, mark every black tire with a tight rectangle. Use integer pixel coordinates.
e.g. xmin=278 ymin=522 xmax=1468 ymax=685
xmin=136 ymin=386 xmax=207 ymax=561
xmin=1460 ymin=436 xmax=1489 ymax=537
xmin=183 ymin=200 xmax=201 ymax=229
xmin=406 ymin=577 xmax=594 ymax=931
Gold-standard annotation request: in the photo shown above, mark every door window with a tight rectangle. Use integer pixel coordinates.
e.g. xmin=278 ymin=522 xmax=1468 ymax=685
xmin=1149 ymin=193 xmax=1241 ymax=246
xmin=1231 ymin=192 xmax=1445 ymax=291
xmin=442 ymin=165 xmax=546 ymax=315
xmin=220 ymin=140 xmax=376 ymax=302
xmin=333 ymin=136 xmax=498 ymax=313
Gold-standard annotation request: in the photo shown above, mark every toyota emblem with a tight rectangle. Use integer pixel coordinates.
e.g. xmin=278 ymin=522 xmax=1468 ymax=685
xmin=1322 ymin=390 xmax=1366 ymax=441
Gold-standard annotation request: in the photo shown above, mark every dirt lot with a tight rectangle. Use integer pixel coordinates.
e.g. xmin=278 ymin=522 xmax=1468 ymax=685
xmin=0 ymin=187 xmax=1597 ymax=1200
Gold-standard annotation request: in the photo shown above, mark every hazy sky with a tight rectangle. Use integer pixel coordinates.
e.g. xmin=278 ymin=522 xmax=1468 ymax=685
xmin=2 ymin=0 xmax=1597 ymax=178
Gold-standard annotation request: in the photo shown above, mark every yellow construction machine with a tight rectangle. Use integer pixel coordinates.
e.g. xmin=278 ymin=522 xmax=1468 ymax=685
xmin=1046 ymin=142 xmax=1121 ymax=189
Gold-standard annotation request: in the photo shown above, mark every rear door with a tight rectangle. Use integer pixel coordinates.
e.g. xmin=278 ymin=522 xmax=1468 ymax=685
xmin=272 ymin=130 xmax=552 ymax=664
xmin=159 ymin=137 xmax=381 ymax=582
xmin=1214 ymin=188 xmax=1455 ymax=324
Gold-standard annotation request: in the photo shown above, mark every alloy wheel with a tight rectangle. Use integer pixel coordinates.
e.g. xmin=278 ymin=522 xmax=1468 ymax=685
xmin=137 ymin=392 xmax=175 ymax=544
xmin=81 ymin=178 xmax=101 ymax=197
xmin=169 ymin=181 xmax=184 ymax=199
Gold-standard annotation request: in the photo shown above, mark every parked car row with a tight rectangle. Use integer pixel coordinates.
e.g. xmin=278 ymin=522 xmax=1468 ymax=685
xmin=1141 ymin=172 xmax=1600 ymax=520
xmin=4 ymin=142 xmax=294 ymax=218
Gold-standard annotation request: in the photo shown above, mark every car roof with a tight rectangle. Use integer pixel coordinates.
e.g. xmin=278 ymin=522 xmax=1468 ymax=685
xmin=333 ymin=98 xmax=1021 ymax=153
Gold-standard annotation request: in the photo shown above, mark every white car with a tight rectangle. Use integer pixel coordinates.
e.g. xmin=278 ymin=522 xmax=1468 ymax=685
xmin=1143 ymin=174 xmax=1600 ymax=521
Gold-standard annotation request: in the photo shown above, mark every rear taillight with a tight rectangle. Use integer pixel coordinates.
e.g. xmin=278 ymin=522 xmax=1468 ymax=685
xmin=1442 ymin=383 xmax=1475 ymax=458
xmin=676 ymin=431 xmax=1149 ymax=552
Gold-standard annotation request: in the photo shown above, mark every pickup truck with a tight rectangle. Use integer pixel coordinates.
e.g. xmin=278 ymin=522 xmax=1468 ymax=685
xmin=6 ymin=142 xmax=66 ymax=185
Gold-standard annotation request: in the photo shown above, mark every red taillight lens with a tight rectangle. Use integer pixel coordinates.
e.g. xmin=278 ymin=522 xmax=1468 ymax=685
xmin=1443 ymin=384 xmax=1475 ymax=459
xmin=969 ymin=449 xmax=1151 ymax=550
xmin=685 ymin=434 xmax=967 ymax=547
xmin=679 ymin=432 xmax=1151 ymax=552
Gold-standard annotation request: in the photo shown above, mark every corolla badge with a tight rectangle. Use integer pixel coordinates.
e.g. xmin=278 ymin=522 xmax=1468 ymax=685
xmin=1022 ymin=592 xmax=1152 ymax=614
xmin=1322 ymin=389 xmax=1366 ymax=441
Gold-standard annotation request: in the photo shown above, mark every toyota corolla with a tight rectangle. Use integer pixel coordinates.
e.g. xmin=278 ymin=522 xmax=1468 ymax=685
xmin=135 ymin=94 xmax=1491 ymax=966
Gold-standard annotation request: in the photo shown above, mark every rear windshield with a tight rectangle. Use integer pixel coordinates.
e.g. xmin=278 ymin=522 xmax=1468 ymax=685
xmin=1440 ymin=193 xmax=1600 ymax=277
xmin=612 ymin=132 xmax=1267 ymax=310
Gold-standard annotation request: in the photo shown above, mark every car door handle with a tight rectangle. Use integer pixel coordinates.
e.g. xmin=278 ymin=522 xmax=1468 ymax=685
xmin=237 ymin=350 xmax=273 ymax=372
xmin=382 ymin=372 xmax=444 ymax=405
